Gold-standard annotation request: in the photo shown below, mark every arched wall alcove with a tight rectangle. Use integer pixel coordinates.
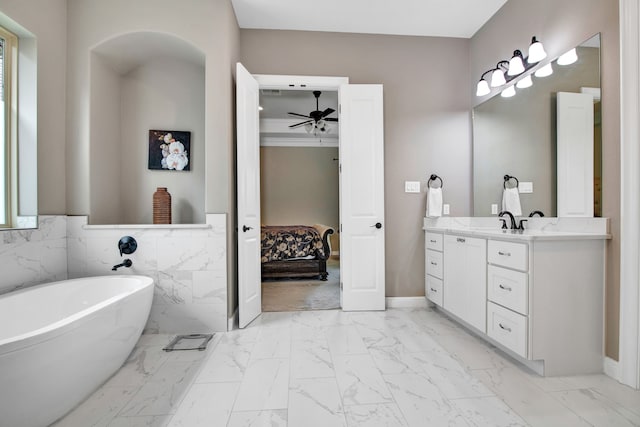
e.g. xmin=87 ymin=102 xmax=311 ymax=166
xmin=89 ymin=31 xmax=206 ymax=224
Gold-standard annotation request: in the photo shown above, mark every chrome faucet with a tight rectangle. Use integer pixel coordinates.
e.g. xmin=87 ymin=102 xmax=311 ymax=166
xmin=529 ymin=210 xmax=545 ymax=217
xmin=112 ymin=259 xmax=132 ymax=271
xmin=498 ymin=210 xmax=517 ymax=230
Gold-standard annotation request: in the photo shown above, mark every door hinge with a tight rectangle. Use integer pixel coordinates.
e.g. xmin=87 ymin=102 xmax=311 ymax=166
xmin=338 ymin=104 xmax=341 ymax=114
xmin=339 ymin=164 xmax=342 ymax=173
xmin=340 ymin=223 xmax=342 ymax=232
xmin=340 ymin=281 xmax=343 ymax=290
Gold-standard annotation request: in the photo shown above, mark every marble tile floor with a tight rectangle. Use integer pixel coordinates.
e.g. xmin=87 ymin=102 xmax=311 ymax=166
xmin=53 ymin=308 xmax=640 ymax=427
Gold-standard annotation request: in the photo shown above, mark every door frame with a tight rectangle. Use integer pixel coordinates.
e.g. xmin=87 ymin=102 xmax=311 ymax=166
xmin=251 ymin=73 xmax=349 ymax=309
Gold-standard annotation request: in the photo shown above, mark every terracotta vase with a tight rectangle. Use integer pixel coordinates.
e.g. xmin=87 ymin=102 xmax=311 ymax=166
xmin=153 ymin=187 xmax=171 ymax=224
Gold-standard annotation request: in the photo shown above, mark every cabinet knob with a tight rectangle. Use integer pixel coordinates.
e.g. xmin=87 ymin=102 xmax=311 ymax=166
xmin=499 ymin=284 xmax=513 ymax=292
xmin=498 ymin=251 xmax=511 ymax=257
xmin=430 ymin=288 xmax=437 ymax=292
xmin=456 ymin=237 xmax=466 ymax=243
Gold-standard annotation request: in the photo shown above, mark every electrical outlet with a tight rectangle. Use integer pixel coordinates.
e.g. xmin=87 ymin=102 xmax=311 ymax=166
xmin=491 ymin=204 xmax=498 ymax=215
xmin=443 ymin=204 xmax=450 ymax=215
xmin=404 ymin=181 xmax=420 ymax=193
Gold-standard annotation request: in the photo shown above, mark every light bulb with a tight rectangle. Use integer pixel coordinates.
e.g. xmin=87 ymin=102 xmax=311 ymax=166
xmin=534 ymin=63 xmax=553 ymax=78
xmin=528 ymin=36 xmax=547 ymax=63
xmin=508 ymin=50 xmax=525 ymax=76
xmin=304 ymin=122 xmax=313 ymax=133
xmin=476 ymin=79 xmax=490 ymax=96
xmin=557 ymin=48 xmax=578 ymax=65
xmin=490 ymin=68 xmax=506 ymax=87
xmin=501 ymin=86 xmax=516 ymax=98
xmin=516 ymin=75 xmax=533 ymax=89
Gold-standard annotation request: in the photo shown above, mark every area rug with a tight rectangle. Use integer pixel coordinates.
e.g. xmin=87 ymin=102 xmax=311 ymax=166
xmin=262 ymin=259 xmax=340 ymax=312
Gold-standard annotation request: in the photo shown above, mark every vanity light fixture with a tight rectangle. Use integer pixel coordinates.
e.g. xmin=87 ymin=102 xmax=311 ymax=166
xmin=507 ymin=50 xmax=525 ymax=75
xmin=490 ymin=61 xmax=509 ymax=87
xmin=534 ymin=63 xmax=554 ymax=78
xmin=501 ymin=85 xmax=516 ymax=98
xmin=516 ymin=74 xmax=533 ymax=89
xmin=474 ymin=35 xmax=547 ymax=97
xmin=476 ymin=73 xmax=491 ymax=97
xmin=528 ymin=36 xmax=547 ymax=63
xmin=557 ymin=48 xmax=578 ymax=65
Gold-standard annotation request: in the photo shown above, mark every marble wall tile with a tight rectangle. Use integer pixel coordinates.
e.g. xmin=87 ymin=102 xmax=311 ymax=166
xmin=66 ymin=215 xmax=228 ymax=333
xmin=0 ymin=215 xmax=68 ymax=293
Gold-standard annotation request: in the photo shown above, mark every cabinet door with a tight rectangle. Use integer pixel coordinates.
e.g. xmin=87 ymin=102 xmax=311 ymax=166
xmin=444 ymin=235 xmax=487 ymax=333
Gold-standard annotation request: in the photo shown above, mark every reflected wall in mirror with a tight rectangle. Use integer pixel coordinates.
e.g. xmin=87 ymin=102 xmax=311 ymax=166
xmin=473 ymin=34 xmax=601 ymax=217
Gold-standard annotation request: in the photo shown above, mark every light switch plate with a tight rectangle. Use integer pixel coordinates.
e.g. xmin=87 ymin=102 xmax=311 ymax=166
xmin=405 ymin=181 xmax=420 ymax=193
xmin=443 ymin=204 xmax=450 ymax=215
xmin=519 ymin=182 xmax=533 ymax=193
xmin=491 ymin=204 xmax=498 ymax=214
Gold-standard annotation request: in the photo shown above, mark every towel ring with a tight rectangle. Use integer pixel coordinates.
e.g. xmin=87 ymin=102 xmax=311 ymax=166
xmin=428 ymin=174 xmax=443 ymax=189
xmin=503 ymin=174 xmax=519 ymax=189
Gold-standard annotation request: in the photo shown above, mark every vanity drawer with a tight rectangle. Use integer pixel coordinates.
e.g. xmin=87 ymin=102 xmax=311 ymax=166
xmin=426 ymin=249 xmax=443 ymax=279
xmin=426 ymin=275 xmax=443 ymax=307
xmin=487 ymin=302 xmax=527 ymax=358
xmin=488 ymin=265 xmax=528 ymax=315
xmin=488 ymin=240 xmax=528 ymax=271
xmin=426 ymin=232 xmax=443 ymax=252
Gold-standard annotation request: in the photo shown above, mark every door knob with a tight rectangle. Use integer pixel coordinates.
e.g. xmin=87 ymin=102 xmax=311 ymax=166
xmin=371 ymin=222 xmax=382 ymax=229
xmin=242 ymin=225 xmax=253 ymax=232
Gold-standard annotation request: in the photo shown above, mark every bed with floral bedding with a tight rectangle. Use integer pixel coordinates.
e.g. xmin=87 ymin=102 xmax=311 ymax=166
xmin=260 ymin=224 xmax=334 ymax=281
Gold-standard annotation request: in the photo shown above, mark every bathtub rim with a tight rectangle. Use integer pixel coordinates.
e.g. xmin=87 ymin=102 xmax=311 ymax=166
xmin=0 ymin=275 xmax=154 ymax=354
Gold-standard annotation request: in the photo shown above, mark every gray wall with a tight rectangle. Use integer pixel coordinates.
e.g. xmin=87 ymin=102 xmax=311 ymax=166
xmin=471 ymin=0 xmax=620 ymax=360
xmin=0 ymin=0 xmax=67 ymax=215
xmin=260 ymin=146 xmax=339 ymax=230
xmin=241 ymin=30 xmax=471 ymax=298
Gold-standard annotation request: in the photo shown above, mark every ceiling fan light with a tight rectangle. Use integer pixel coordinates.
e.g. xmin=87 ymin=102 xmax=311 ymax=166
xmin=476 ymin=78 xmax=490 ymax=97
xmin=516 ymin=74 xmax=533 ymax=89
xmin=534 ymin=63 xmax=553 ymax=78
xmin=557 ymin=48 xmax=578 ymax=65
xmin=304 ymin=122 xmax=314 ymax=133
xmin=490 ymin=68 xmax=506 ymax=87
xmin=507 ymin=50 xmax=525 ymax=76
xmin=528 ymin=36 xmax=547 ymax=63
xmin=501 ymin=85 xmax=516 ymax=98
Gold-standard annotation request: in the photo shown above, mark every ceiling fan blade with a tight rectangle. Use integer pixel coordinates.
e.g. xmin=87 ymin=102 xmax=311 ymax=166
xmin=324 ymin=118 xmax=338 ymax=122
xmin=321 ymin=108 xmax=336 ymax=117
xmin=287 ymin=112 xmax=311 ymax=119
xmin=289 ymin=120 xmax=313 ymax=128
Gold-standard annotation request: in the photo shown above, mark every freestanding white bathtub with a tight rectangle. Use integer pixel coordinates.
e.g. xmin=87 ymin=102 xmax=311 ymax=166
xmin=0 ymin=275 xmax=154 ymax=427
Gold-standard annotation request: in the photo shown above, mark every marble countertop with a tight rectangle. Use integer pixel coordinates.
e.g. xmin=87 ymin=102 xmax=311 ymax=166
xmin=422 ymin=217 xmax=611 ymax=241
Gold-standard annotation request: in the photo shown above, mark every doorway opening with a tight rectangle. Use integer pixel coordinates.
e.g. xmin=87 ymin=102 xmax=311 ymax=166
xmin=258 ymin=88 xmax=341 ymax=312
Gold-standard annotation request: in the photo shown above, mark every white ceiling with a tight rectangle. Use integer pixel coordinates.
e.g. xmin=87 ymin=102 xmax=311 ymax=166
xmin=231 ymin=0 xmax=508 ymax=39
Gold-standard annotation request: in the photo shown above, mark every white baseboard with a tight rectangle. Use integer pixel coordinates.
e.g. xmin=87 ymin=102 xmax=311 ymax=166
xmin=228 ymin=308 xmax=238 ymax=331
xmin=604 ymin=356 xmax=620 ymax=381
xmin=386 ymin=296 xmax=428 ymax=308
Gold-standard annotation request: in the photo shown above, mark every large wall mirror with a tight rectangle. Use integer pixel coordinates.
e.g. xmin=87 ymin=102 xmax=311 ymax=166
xmin=473 ymin=34 xmax=601 ymax=217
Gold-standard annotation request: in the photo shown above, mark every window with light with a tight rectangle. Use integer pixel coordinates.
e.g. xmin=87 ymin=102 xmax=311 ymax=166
xmin=0 ymin=25 xmax=16 ymax=228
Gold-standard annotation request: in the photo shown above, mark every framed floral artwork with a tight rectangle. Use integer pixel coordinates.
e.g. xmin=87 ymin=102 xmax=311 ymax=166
xmin=148 ymin=130 xmax=191 ymax=171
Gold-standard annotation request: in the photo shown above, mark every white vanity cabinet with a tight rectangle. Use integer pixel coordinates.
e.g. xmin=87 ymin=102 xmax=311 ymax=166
xmin=443 ymin=234 xmax=487 ymax=333
xmin=423 ymin=222 xmax=607 ymax=377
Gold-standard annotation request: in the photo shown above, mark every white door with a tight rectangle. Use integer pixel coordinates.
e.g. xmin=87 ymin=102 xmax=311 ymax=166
xmin=339 ymin=84 xmax=385 ymax=311
xmin=557 ymin=92 xmax=594 ymax=217
xmin=236 ymin=63 xmax=261 ymax=328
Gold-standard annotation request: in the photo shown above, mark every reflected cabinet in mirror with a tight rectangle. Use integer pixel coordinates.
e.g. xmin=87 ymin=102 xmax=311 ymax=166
xmin=473 ymin=34 xmax=601 ymax=217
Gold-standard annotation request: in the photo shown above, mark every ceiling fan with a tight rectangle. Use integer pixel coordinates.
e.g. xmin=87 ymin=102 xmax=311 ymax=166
xmin=288 ymin=90 xmax=337 ymax=134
